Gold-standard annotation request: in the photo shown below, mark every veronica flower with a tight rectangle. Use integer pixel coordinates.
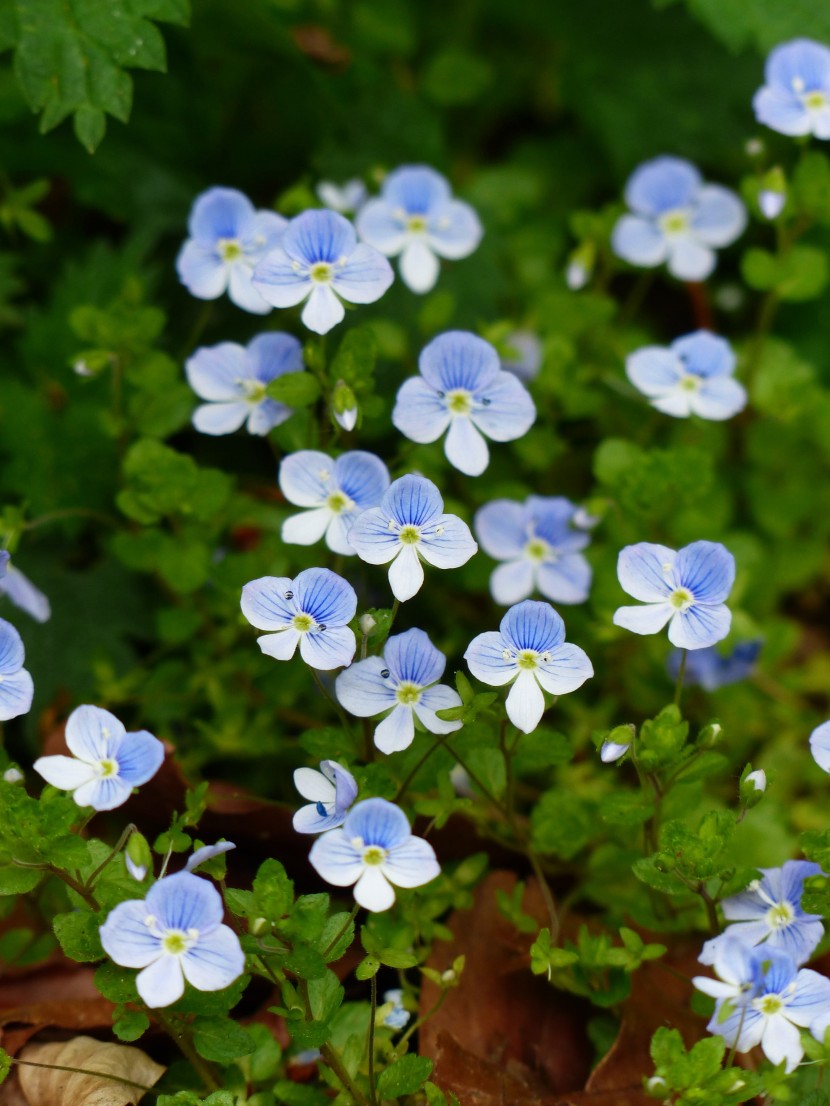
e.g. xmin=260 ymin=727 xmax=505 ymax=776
xmin=474 ymin=496 xmax=591 ymax=606
xmin=700 ymin=862 xmax=824 ymax=969
xmin=317 ymin=179 xmax=368 ymax=214
xmin=335 ymin=628 xmax=462 ymax=754
xmin=176 ymin=187 xmax=286 ymax=314
xmin=348 ymin=474 xmax=477 ymax=602
xmin=667 ymin=640 xmax=761 ymax=692
xmin=501 ymin=331 xmax=542 ymax=383
xmin=0 ymin=619 xmax=33 ymax=721
xmin=185 ymin=333 xmax=303 ymax=436
xmin=382 ymin=989 xmax=411 ymax=1030
xmin=241 ymin=567 xmax=357 ymax=670
xmin=252 ymin=209 xmax=393 ymax=335
xmin=754 ymin=39 xmax=830 ymax=139
xmin=392 ymin=332 xmax=535 ymax=477
xmin=0 ymin=554 xmax=50 ymax=622
xmin=626 ymin=331 xmax=746 ymax=421
xmin=810 ymin=721 xmax=830 ymax=772
xmin=356 ymin=165 xmax=482 ymax=294
xmin=293 ymin=760 xmax=358 ymax=834
xmin=33 ymin=705 xmax=164 ymax=811
xmin=694 ymin=941 xmax=830 ymax=1072
xmin=613 ymin=541 xmax=735 ymax=650
xmin=279 ymin=450 xmax=390 ymax=556
xmin=464 ymin=601 xmax=593 ymax=733
xmin=100 ymin=871 xmax=245 ymax=1008
xmin=186 ymin=841 xmax=236 ymax=872
xmin=611 ymin=157 xmax=746 ymax=282
xmin=308 ymin=797 xmax=440 ymax=911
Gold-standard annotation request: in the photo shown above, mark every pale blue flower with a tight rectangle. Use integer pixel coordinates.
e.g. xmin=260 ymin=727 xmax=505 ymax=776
xmin=667 ymin=640 xmax=761 ymax=691
xmin=626 ymin=331 xmax=746 ymax=420
xmin=335 ymin=628 xmax=462 ymax=754
xmin=464 ymin=601 xmax=593 ymax=734
xmin=186 ymin=841 xmax=236 ymax=872
xmin=356 ymin=165 xmax=482 ymax=294
xmin=612 ymin=157 xmax=746 ymax=282
xmin=754 ymin=39 xmax=830 ymax=139
xmin=317 ymin=179 xmax=368 ymax=215
xmin=0 ymin=618 xmax=33 ymax=722
xmin=811 ymin=721 xmax=830 ymax=772
xmin=279 ymin=450 xmax=390 ymax=556
xmin=293 ymin=760 xmax=358 ymax=834
xmin=382 ymin=989 xmax=411 ymax=1030
xmin=700 ymin=862 xmax=824 ymax=968
xmin=308 ymin=797 xmax=440 ymax=912
xmin=474 ymin=496 xmax=591 ymax=606
xmin=34 ymin=705 xmax=164 ymax=811
xmin=0 ymin=563 xmax=50 ymax=623
xmin=252 ymin=209 xmax=394 ymax=335
xmin=100 ymin=871 xmax=245 ymax=1008
xmin=759 ymin=188 xmax=786 ymax=219
xmin=393 ymin=332 xmax=535 ymax=477
xmin=613 ymin=541 xmax=735 ymax=650
xmin=348 ymin=474 xmax=477 ymax=602
xmin=185 ymin=333 xmax=303 ymax=436
xmin=241 ymin=567 xmax=357 ymax=670
xmin=176 ymin=187 xmax=287 ymax=314
xmin=501 ymin=331 xmax=542 ymax=383
xmin=694 ymin=941 xmax=830 ymax=1072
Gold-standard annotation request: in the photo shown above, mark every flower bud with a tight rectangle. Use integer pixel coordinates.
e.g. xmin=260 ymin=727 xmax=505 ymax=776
xmin=565 ymin=242 xmax=595 ymax=290
xmin=332 ymin=380 xmax=358 ymax=432
xmin=759 ymin=166 xmax=786 ymax=220
xmin=2 ymin=766 xmax=23 ymax=783
xmin=645 ymin=1075 xmax=668 ymax=1097
xmin=359 ymin=612 xmax=377 ymax=636
xmin=126 ymin=831 xmax=152 ymax=882
xmin=740 ymin=768 xmax=766 ymax=807
xmin=251 ymin=916 xmax=269 ymax=935
xmin=697 ymin=722 xmax=722 ymax=748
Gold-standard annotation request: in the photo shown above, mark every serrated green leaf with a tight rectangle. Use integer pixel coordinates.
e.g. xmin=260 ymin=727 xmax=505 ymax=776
xmin=375 ymin=1054 xmax=433 ymax=1099
xmin=193 ymin=1016 xmax=256 ymax=1063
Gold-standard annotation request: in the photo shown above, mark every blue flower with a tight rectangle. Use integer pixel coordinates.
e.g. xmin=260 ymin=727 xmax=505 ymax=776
xmin=186 ymin=841 xmax=236 ymax=873
xmin=252 ymin=209 xmax=394 ymax=335
xmin=382 ymin=989 xmax=411 ymax=1031
xmin=754 ymin=39 xmax=830 ymax=139
xmin=501 ymin=331 xmax=542 ymax=383
xmin=356 ymin=165 xmax=482 ymax=294
xmin=335 ymin=628 xmax=463 ymax=754
xmin=317 ymin=179 xmax=368 ymax=214
xmin=279 ymin=450 xmax=390 ymax=556
xmin=293 ymin=760 xmax=358 ymax=834
xmin=464 ymin=601 xmax=593 ymax=733
xmin=810 ymin=720 xmax=830 ymax=772
xmin=348 ymin=474 xmax=477 ymax=602
xmin=308 ymin=797 xmax=440 ymax=912
xmin=176 ymin=187 xmax=287 ymax=314
xmin=393 ymin=332 xmax=535 ymax=477
xmin=0 ymin=618 xmax=33 ymax=722
xmin=474 ymin=496 xmax=591 ymax=606
xmin=694 ymin=940 xmax=830 ymax=1072
xmin=611 ymin=157 xmax=746 ymax=282
xmin=100 ymin=871 xmax=245 ymax=1008
xmin=613 ymin=541 xmax=735 ymax=650
xmin=700 ymin=862 xmax=824 ymax=968
xmin=241 ymin=567 xmax=357 ymax=670
xmin=185 ymin=333 xmax=303 ymax=436
xmin=33 ymin=705 xmax=164 ymax=811
xmin=0 ymin=560 xmax=50 ymax=623
xmin=667 ymin=639 xmax=761 ymax=691
xmin=626 ymin=331 xmax=747 ymax=421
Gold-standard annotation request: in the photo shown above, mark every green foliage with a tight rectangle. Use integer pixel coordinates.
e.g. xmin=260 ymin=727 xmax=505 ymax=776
xmin=376 ymin=1055 xmax=434 ymax=1099
xmin=648 ymin=1026 xmax=762 ymax=1104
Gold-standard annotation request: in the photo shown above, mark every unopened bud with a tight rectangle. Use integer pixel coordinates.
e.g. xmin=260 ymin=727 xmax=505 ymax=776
xmin=645 ymin=1075 xmax=668 ymax=1097
xmin=332 ymin=380 xmax=358 ymax=432
xmin=565 ymin=241 xmax=595 ymax=291
xmin=697 ymin=722 xmax=722 ymax=748
xmin=759 ymin=167 xmax=786 ymax=220
xmin=654 ymin=852 xmax=676 ymax=873
xmin=441 ymin=968 xmax=456 ymax=984
xmin=251 ymin=916 xmax=269 ymax=936
xmin=125 ymin=830 xmax=152 ymax=881
xmin=740 ymin=768 xmax=766 ymax=808
xmin=359 ymin=612 xmax=377 ymax=636
xmin=2 ymin=767 xmax=23 ymax=783
xmin=745 ymin=138 xmax=764 ymax=157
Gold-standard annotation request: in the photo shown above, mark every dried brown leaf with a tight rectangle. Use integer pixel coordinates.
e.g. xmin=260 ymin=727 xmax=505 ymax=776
xmin=17 ymin=1036 xmax=164 ymax=1106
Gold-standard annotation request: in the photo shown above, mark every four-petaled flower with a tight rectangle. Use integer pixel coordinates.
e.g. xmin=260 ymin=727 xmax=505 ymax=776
xmin=252 ymin=209 xmax=393 ymax=335
xmin=667 ymin=640 xmax=761 ymax=692
xmin=293 ymin=760 xmax=358 ymax=834
xmin=474 ymin=495 xmax=592 ymax=606
xmin=34 ymin=705 xmax=164 ymax=810
xmin=348 ymin=474 xmax=477 ymax=602
xmin=185 ymin=333 xmax=303 ymax=436
xmin=382 ymin=989 xmax=411 ymax=1030
xmin=279 ymin=450 xmax=390 ymax=556
xmin=309 ymin=797 xmax=440 ymax=911
xmin=700 ymin=862 xmax=824 ymax=968
xmin=393 ymin=331 xmax=535 ymax=477
xmin=0 ymin=618 xmax=33 ymax=722
xmin=613 ymin=541 xmax=735 ymax=650
xmin=611 ymin=157 xmax=746 ymax=282
xmin=241 ymin=568 xmax=357 ymax=670
xmin=335 ymin=628 xmax=462 ymax=754
xmin=694 ymin=941 xmax=830 ymax=1072
xmin=754 ymin=39 xmax=830 ymax=139
xmin=464 ymin=601 xmax=593 ymax=733
xmin=356 ymin=165 xmax=482 ymax=294
xmin=176 ymin=187 xmax=287 ymax=314
xmin=100 ymin=871 xmax=245 ymax=1008
xmin=626 ymin=331 xmax=746 ymax=421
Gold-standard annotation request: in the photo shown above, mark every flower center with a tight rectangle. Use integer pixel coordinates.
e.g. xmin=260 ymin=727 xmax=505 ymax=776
xmin=396 ymin=681 xmax=422 ymax=706
xmin=679 ymin=374 xmax=700 ymax=392
xmin=218 ymin=237 xmax=243 ymax=262
xmin=445 ymin=389 xmax=473 ymax=416
xmin=407 ymin=214 xmax=427 ymax=233
xmin=310 ymin=262 xmax=333 ymax=283
xmin=670 ymin=587 xmax=694 ymax=611
xmin=805 ymin=90 xmax=828 ymax=110
xmin=98 ymin=759 xmax=119 ymax=778
xmin=327 ymin=491 xmax=353 ymax=514
xmin=766 ymin=901 xmax=795 ymax=930
xmin=362 ymin=845 xmax=387 ymax=866
xmin=516 ymin=649 xmax=539 ymax=670
xmin=757 ymin=994 xmax=783 ymax=1016
xmin=292 ymin=613 xmax=316 ymax=633
xmin=243 ymin=379 xmax=267 ymax=402
xmin=162 ymin=928 xmax=198 ymax=955
xmin=399 ymin=524 xmax=421 ymax=545
xmin=524 ymin=538 xmax=550 ymax=563
xmin=660 ymin=209 xmax=689 ymax=236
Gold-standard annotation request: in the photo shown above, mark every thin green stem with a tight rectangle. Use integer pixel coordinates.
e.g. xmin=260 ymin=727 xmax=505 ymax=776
xmin=85 ymin=823 xmax=136 ymax=889
xmin=673 ymin=649 xmax=688 ymax=708
xmin=443 ymin=740 xmax=510 ymax=818
xmin=154 ymin=1010 xmax=221 ymax=1093
xmin=387 ymin=598 xmax=400 ymax=633
xmin=322 ymin=903 xmax=359 ymax=958
xmin=368 ymin=974 xmax=378 ymax=1106
xmin=399 ymin=990 xmax=449 ymax=1048
xmin=725 ymin=1002 xmax=748 ymax=1069
xmin=619 ymin=270 xmax=655 ymax=326
xmin=23 ymin=507 xmax=119 ymax=532
xmin=393 ymin=732 xmax=452 ymax=802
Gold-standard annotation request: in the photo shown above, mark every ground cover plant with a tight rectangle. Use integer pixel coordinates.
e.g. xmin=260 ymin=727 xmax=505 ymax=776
xmin=5 ymin=2 xmax=830 ymax=1104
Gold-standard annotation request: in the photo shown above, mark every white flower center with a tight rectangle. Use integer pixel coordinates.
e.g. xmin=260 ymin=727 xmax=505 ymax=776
xmin=395 ymin=681 xmax=422 ymax=706
xmin=362 ymin=844 xmax=388 ymax=866
xmin=218 ymin=237 xmax=243 ymax=262
xmin=679 ymin=374 xmax=700 ymax=393
xmin=524 ymin=537 xmax=551 ymax=563
xmin=766 ymin=901 xmax=796 ymax=930
xmin=310 ymin=262 xmax=334 ymax=284
xmin=327 ymin=490 xmax=354 ymax=514
xmin=444 ymin=389 xmax=473 ymax=416
xmin=659 ymin=209 xmax=690 ymax=237
xmin=97 ymin=758 xmax=119 ymax=778
xmin=669 ymin=587 xmax=694 ymax=611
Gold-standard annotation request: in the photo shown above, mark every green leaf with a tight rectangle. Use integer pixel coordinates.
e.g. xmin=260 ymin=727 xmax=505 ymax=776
xmin=73 ymin=104 xmax=106 ymax=152
xmin=0 ymin=864 xmax=43 ymax=894
xmin=0 ymin=1047 xmax=10 ymax=1086
xmin=265 ymin=371 xmax=320 ymax=407
xmin=742 ymin=246 xmax=829 ymax=302
xmin=375 ymin=1054 xmax=434 ymax=1099
xmin=53 ymin=910 xmax=103 ymax=961
xmin=355 ymin=955 xmax=380 ymax=980
xmin=253 ymin=858 xmax=294 ymax=922
xmin=112 ymin=1007 xmax=150 ymax=1042
xmin=666 ymin=0 xmax=830 ymax=52
xmin=193 ymin=1016 xmax=256 ymax=1063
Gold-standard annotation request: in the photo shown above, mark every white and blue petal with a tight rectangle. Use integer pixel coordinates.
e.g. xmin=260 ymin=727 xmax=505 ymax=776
xmin=415 ymin=684 xmax=463 ymax=734
xmin=502 ymin=600 xmax=565 ymax=653
xmin=309 ymin=829 xmax=364 ymax=887
xmin=247 ymin=332 xmax=304 ymax=383
xmin=613 ymin=602 xmax=674 ymax=637
xmin=227 ymin=264 xmax=273 ymax=315
xmin=283 ymin=507 xmax=335 ymax=548
xmin=611 ymin=216 xmax=668 ymax=268
xmin=247 ymin=398 xmax=290 ymax=435
xmin=335 ymin=452 xmax=390 ymax=508
xmin=666 ymin=237 xmax=716 ymax=282
xmin=332 ymin=244 xmax=394 ymax=305
xmin=181 ymin=925 xmax=245 ymax=992
xmin=399 ymin=241 xmax=440 ymax=293
xmin=384 ymin=836 xmax=440 ymax=887
xmin=490 ymin=559 xmax=535 ymax=605
xmin=344 ymin=798 xmax=411 ymax=850
xmin=387 ymin=545 xmax=425 ymax=602
xmin=374 ymin=704 xmax=417 ymax=754
xmin=692 ymin=377 xmax=747 ymax=420
xmin=505 ymin=669 xmax=546 ymax=733
xmin=417 ymin=515 xmax=477 ymax=569
xmin=392 ymin=377 xmax=451 ymax=444
xmin=137 ymin=955 xmax=185 ymax=1008
xmin=252 ymin=251 xmax=312 ymax=308
xmin=176 ymin=241 xmax=228 ymax=300
xmin=294 ymin=567 xmax=357 ymax=627
xmin=65 ymin=705 xmax=125 ymax=763
xmin=754 ymin=86 xmax=813 ymax=136
xmin=0 ymin=618 xmax=23 ymax=676
xmin=535 ymin=643 xmax=594 ymax=696
xmin=299 ymin=626 xmax=356 ymax=670
xmin=354 ymin=867 xmax=396 ymax=911
xmin=668 ymin=603 xmax=731 ymax=650
xmin=188 ymin=188 xmax=254 ymax=244
xmin=186 ymin=343 xmax=249 ymax=402
xmin=382 ymin=165 xmax=452 ymax=214
xmin=672 ymin=331 xmax=736 ymax=378
xmin=625 ymin=157 xmax=702 ymax=216
xmin=426 ymin=200 xmax=482 ymax=259
xmin=147 ymin=872 xmax=225 ymax=933
xmin=302 ymin=285 xmax=345 ymax=335
xmin=1 ymin=567 xmax=50 ymax=623
xmin=74 ymin=775 xmax=133 ymax=811
xmin=811 ymin=721 xmax=830 ymax=772
xmin=474 ymin=500 xmax=529 ymax=560
xmin=385 ymin=474 xmax=444 ymax=527
xmin=193 ymin=401 xmax=250 ymax=435
xmin=444 ymin=416 xmax=490 ymax=476
xmin=464 ymin=631 xmax=518 ymax=687
xmin=355 ymin=198 xmax=408 ymax=256
xmin=536 ymin=555 xmax=592 ymax=605
xmin=112 ymin=729 xmax=165 ymax=787
xmin=0 ymin=667 xmax=33 ymax=721
xmin=348 ymin=508 xmax=403 ymax=565
xmin=626 ymin=347 xmax=682 ymax=396
xmin=617 ymin=543 xmax=677 ymax=601
xmin=100 ymin=898 xmax=163 ymax=968
xmin=471 ymin=373 xmax=536 ymax=442
xmin=33 ymin=754 xmax=97 ymax=791
xmin=419 ymin=331 xmax=501 ymax=394
xmin=186 ymin=842 xmax=236 ymax=872
xmin=385 ymin=629 xmax=445 ymax=686
xmin=280 ymin=451 xmax=335 ymax=507
xmin=241 ymin=576 xmax=296 ymax=630
xmin=676 ymin=541 xmax=735 ymax=603
xmin=691 ymin=187 xmax=746 ymax=248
